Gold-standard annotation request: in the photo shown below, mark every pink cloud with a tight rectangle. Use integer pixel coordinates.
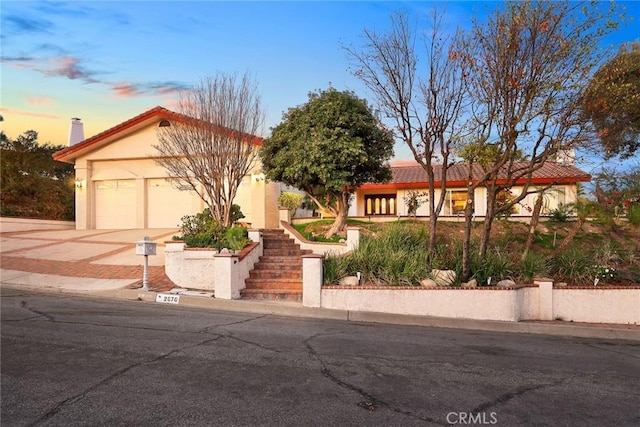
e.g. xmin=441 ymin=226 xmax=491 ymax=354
xmin=0 ymin=108 xmax=59 ymax=119
xmin=112 ymin=82 xmax=143 ymax=97
xmin=26 ymin=96 xmax=56 ymax=106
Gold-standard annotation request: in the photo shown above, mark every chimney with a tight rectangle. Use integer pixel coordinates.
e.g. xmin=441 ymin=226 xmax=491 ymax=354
xmin=68 ymin=118 xmax=85 ymax=146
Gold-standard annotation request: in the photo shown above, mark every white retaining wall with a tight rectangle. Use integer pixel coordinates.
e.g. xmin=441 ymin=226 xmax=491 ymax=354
xmin=164 ymin=230 xmax=263 ymax=297
xmin=300 ymin=255 xmax=640 ymax=324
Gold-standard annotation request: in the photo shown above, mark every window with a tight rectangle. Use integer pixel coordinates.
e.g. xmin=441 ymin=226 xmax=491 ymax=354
xmin=445 ymin=191 xmax=467 ymax=215
xmin=365 ymin=194 xmax=396 ymax=215
xmin=495 ymin=189 xmax=519 ymax=215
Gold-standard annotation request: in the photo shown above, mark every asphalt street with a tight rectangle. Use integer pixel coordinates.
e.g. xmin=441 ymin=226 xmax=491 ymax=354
xmin=2 ymin=286 xmax=639 ymax=426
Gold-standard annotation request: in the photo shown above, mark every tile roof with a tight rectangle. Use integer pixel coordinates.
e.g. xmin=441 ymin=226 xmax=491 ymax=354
xmin=53 ymin=106 xmax=263 ymax=163
xmin=361 ymin=160 xmax=590 ymax=190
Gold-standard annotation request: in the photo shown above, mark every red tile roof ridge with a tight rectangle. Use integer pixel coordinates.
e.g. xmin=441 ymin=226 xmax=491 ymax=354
xmin=53 ymin=105 xmax=263 ymax=163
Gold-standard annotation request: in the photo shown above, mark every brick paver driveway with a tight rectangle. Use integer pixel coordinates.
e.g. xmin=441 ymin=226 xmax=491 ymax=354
xmin=0 ymin=222 xmax=178 ymax=292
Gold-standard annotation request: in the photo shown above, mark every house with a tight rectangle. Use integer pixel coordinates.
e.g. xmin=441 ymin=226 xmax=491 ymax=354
xmin=53 ymin=106 xmax=279 ymax=230
xmin=352 ymin=160 xmax=591 ymax=218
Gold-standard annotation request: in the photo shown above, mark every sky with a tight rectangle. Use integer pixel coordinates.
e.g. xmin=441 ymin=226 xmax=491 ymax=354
xmin=1 ymin=0 xmax=639 ymax=168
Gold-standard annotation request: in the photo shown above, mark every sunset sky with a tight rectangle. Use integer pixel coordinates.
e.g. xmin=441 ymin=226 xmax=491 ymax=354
xmin=1 ymin=1 xmax=638 ymax=165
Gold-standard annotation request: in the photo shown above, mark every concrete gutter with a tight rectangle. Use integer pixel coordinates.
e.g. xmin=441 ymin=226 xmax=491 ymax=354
xmin=6 ymin=280 xmax=633 ymax=342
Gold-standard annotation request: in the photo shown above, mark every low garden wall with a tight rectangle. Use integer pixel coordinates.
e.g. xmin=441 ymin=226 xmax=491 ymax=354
xmin=301 ymin=256 xmax=640 ymax=324
xmin=164 ymin=230 xmax=263 ymax=297
xmin=279 ymin=209 xmax=359 ymax=256
xmin=552 ymin=287 xmax=640 ymax=324
xmin=0 ymin=217 xmax=75 ymax=232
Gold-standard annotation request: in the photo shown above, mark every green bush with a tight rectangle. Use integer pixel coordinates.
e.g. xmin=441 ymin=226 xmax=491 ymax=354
xmin=230 ymin=204 xmax=245 ymax=224
xmin=549 ymin=205 xmax=571 ymax=222
xmin=174 ymin=208 xmax=226 ymax=248
xmin=323 ymin=222 xmax=431 ymax=286
xmin=519 ymin=252 xmax=548 ymax=282
xmin=548 ymin=247 xmax=594 ymax=285
xmin=224 ymin=226 xmax=250 ymax=251
xmin=279 ymin=192 xmax=304 ymax=218
xmin=471 ymin=247 xmax=514 ymax=286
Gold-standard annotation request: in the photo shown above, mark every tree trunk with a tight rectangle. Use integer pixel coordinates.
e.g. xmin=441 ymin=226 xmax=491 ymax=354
xmin=552 ymin=217 xmax=585 ymax=255
xmin=521 ymin=193 xmax=545 ymax=260
xmin=461 ymin=187 xmax=475 ymax=281
xmin=479 ymin=186 xmax=496 ymax=260
xmin=427 ymin=184 xmax=438 ymax=257
xmin=324 ymin=193 xmax=349 ymax=238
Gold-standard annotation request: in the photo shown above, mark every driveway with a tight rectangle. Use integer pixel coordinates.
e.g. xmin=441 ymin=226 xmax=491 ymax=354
xmin=0 ymin=217 xmax=178 ymax=292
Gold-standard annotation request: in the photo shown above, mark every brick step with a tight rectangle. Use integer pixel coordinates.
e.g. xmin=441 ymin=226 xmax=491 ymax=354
xmin=262 ymin=249 xmax=308 ymax=257
xmin=248 ymin=270 xmax=302 ymax=280
xmin=241 ymin=289 xmax=302 ymax=302
xmin=258 ymin=255 xmax=305 ymax=264
xmin=263 ymin=240 xmax=299 ymax=249
xmin=244 ymin=278 xmax=302 ymax=290
xmin=252 ymin=262 xmax=302 ymax=271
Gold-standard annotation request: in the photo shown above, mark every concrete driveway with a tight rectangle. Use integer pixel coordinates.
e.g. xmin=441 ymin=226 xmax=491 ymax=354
xmin=0 ymin=217 xmax=178 ymax=292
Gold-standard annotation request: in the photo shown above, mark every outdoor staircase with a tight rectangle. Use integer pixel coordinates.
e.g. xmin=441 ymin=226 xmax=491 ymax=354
xmin=241 ymin=229 xmax=310 ymax=302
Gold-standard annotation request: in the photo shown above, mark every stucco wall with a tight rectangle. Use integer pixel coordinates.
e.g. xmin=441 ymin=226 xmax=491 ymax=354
xmin=321 ymin=287 xmax=530 ymax=321
xmin=72 ymin=121 xmax=272 ymax=229
xmin=316 ymin=285 xmax=639 ymax=324
xmin=553 ymin=288 xmax=640 ymax=324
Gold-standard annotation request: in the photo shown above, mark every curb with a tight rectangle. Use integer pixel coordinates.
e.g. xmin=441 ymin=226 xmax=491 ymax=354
xmin=3 ymin=282 xmax=639 ymax=342
xmin=93 ymin=287 xmax=640 ymax=342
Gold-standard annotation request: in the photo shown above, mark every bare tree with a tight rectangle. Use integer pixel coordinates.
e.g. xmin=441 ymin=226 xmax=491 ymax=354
xmin=154 ymin=72 xmax=264 ymax=227
xmin=345 ymin=9 xmax=468 ymax=255
xmin=456 ymin=0 xmax=620 ymax=280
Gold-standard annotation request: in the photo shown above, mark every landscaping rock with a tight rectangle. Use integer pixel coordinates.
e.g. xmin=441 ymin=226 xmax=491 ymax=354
xmin=420 ymin=278 xmax=438 ymax=287
xmin=556 ymin=282 xmax=568 ymax=287
xmin=462 ymin=278 xmax=478 ymax=288
xmin=431 ymin=269 xmax=456 ymax=286
xmin=339 ymin=276 xmax=359 ymax=286
xmin=496 ymin=279 xmax=517 ymax=287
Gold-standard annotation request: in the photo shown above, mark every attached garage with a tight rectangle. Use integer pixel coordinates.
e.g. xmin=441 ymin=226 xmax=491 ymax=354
xmin=53 ymin=106 xmax=279 ymax=230
xmin=94 ymin=180 xmax=136 ymax=229
xmin=147 ymin=179 xmax=200 ymax=228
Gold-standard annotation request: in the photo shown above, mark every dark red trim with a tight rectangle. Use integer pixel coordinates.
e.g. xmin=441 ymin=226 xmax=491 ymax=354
xmin=53 ymin=106 xmax=263 ymax=163
xmin=358 ymin=176 xmax=590 ymax=191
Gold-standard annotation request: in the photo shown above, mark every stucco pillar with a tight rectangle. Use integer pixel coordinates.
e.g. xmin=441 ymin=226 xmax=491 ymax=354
xmin=302 ymin=254 xmax=323 ymax=308
xmin=214 ymin=253 xmax=241 ymax=300
xmin=248 ymin=229 xmax=263 ymax=258
xmin=346 ymin=227 xmax=360 ymax=251
xmin=74 ymin=160 xmax=90 ymax=230
xmin=534 ymin=277 xmax=554 ymax=320
xmin=279 ymin=208 xmax=291 ymax=226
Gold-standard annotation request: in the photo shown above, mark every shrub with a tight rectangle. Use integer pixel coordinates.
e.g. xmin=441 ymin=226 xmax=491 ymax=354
xmin=323 ymin=222 xmax=430 ymax=286
xmin=224 ymin=226 xmax=250 ymax=251
xmin=174 ymin=208 xmax=226 ymax=248
xmin=549 ymin=205 xmax=571 ymax=222
xmin=548 ymin=247 xmax=594 ymax=285
xmin=519 ymin=252 xmax=548 ymax=282
xmin=279 ymin=192 xmax=304 ymax=218
xmin=230 ymin=204 xmax=245 ymax=224
xmin=471 ymin=247 xmax=514 ymax=286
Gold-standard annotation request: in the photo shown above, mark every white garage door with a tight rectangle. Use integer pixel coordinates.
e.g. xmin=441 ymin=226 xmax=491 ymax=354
xmin=147 ymin=179 xmax=198 ymax=228
xmin=95 ymin=180 xmax=136 ymax=229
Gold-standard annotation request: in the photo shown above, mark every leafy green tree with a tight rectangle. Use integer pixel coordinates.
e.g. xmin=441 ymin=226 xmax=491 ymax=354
xmin=0 ymin=131 xmax=74 ymax=219
xmin=581 ymin=42 xmax=640 ymax=159
xmin=260 ymin=88 xmax=394 ymax=237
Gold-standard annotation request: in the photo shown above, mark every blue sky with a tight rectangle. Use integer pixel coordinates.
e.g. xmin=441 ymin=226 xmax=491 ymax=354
xmin=1 ymin=1 xmax=638 ymax=167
